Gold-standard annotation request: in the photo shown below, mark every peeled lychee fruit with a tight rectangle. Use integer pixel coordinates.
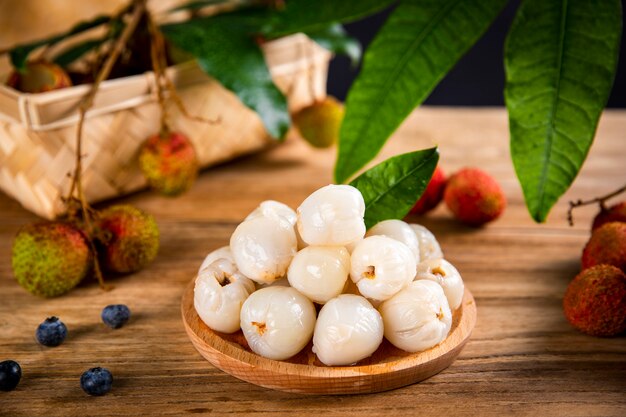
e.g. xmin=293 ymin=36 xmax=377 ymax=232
xmin=563 ymin=265 xmax=626 ymax=337
xmin=6 ymin=61 xmax=72 ymax=93
xmin=138 ymin=131 xmax=198 ymax=196
xmin=592 ymin=201 xmax=626 ymax=230
xmin=293 ymin=96 xmax=344 ymax=148
xmin=582 ymin=222 xmax=626 ymax=272
xmin=444 ymin=167 xmax=506 ymax=226
xmin=96 ymin=205 xmax=159 ymax=274
xmin=410 ymin=165 xmax=446 ymax=215
xmin=12 ymin=222 xmax=92 ymax=297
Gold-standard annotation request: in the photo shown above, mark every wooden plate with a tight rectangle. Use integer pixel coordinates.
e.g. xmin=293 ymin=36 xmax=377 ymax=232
xmin=181 ymin=279 xmax=476 ymax=395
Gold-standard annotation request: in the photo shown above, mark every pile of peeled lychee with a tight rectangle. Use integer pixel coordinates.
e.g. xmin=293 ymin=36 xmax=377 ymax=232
xmin=11 ymin=205 xmax=160 ymax=297
xmin=194 ymin=184 xmax=466 ymax=366
xmin=563 ymin=201 xmax=626 ymax=337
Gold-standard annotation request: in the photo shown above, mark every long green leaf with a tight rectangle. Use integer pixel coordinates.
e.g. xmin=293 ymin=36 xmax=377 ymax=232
xmin=10 ymin=15 xmax=110 ymax=70
xmin=53 ymin=38 xmax=108 ymax=67
xmin=306 ymin=24 xmax=362 ymax=67
xmin=350 ymin=147 xmax=439 ymax=229
xmin=505 ymin=0 xmax=622 ymax=222
xmin=264 ymin=0 xmax=395 ymax=38
xmin=161 ymin=14 xmax=290 ymax=139
xmin=334 ymin=0 xmax=507 ymax=184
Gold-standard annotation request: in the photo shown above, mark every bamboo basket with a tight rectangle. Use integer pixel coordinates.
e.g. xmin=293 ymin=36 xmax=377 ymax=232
xmin=0 ymin=33 xmax=331 ymax=219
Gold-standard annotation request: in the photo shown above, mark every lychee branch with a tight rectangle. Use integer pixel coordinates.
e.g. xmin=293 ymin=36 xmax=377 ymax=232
xmin=567 ymin=183 xmax=626 ymax=226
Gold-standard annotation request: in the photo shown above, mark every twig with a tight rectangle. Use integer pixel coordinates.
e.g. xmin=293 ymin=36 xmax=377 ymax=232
xmin=567 ymin=183 xmax=626 ymax=226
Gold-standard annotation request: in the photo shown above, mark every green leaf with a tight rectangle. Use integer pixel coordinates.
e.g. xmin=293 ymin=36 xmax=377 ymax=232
xmin=306 ymin=24 xmax=362 ymax=67
xmin=264 ymin=0 xmax=395 ymax=38
xmin=350 ymin=147 xmax=439 ymax=229
xmin=10 ymin=15 xmax=110 ymax=70
xmin=161 ymin=14 xmax=290 ymax=139
xmin=52 ymin=38 xmax=107 ymax=67
xmin=334 ymin=0 xmax=508 ymax=184
xmin=505 ymin=0 xmax=622 ymax=222
xmin=167 ymin=0 xmax=234 ymax=13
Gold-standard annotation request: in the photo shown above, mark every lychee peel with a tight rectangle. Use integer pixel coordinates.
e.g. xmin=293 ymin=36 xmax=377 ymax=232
xmin=592 ymin=201 xmax=626 ymax=230
xmin=582 ymin=222 xmax=626 ymax=272
xmin=12 ymin=222 xmax=92 ymax=297
xmin=293 ymin=96 xmax=344 ymax=148
xmin=563 ymin=264 xmax=626 ymax=337
xmin=6 ymin=61 xmax=72 ymax=93
xmin=410 ymin=166 xmax=446 ymax=215
xmin=444 ymin=167 xmax=506 ymax=226
xmin=96 ymin=205 xmax=160 ymax=274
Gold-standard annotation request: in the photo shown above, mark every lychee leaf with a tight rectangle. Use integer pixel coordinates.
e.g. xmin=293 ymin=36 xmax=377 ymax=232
xmin=161 ymin=15 xmax=290 ymax=139
xmin=306 ymin=24 xmax=362 ymax=68
xmin=53 ymin=37 xmax=108 ymax=67
xmin=334 ymin=0 xmax=508 ymax=184
xmin=505 ymin=0 xmax=622 ymax=223
xmin=350 ymin=147 xmax=438 ymax=229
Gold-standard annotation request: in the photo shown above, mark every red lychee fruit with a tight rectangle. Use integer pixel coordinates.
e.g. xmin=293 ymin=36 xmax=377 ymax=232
xmin=563 ymin=264 xmax=626 ymax=337
xmin=582 ymin=222 xmax=626 ymax=272
xmin=592 ymin=201 xmax=626 ymax=230
xmin=6 ymin=61 xmax=72 ymax=93
xmin=12 ymin=222 xmax=92 ymax=297
xmin=95 ymin=205 xmax=160 ymax=274
xmin=138 ymin=131 xmax=198 ymax=196
xmin=443 ymin=167 xmax=506 ymax=226
xmin=410 ymin=165 xmax=446 ymax=215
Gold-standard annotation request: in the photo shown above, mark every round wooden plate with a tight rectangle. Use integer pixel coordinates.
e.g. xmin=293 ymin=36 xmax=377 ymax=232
xmin=181 ymin=279 xmax=476 ymax=395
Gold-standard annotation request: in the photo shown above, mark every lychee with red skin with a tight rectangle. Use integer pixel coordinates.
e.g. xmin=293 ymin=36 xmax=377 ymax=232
xmin=410 ymin=165 xmax=446 ymax=215
xmin=95 ymin=205 xmax=159 ymax=274
xmin=138 ymin=131 xmax=198 ymax=196
xmin=444 ymin=167 xmax=506 ymax=226
xmin=563 ymin=264 xmax=626 ymax=337
xmin=6 ymin=61 xmax=72 ymax=93
xmin=582 ymin=222 xmax=626 ymax=272
xmin=592 ymin=201 xmax=626 ymax=230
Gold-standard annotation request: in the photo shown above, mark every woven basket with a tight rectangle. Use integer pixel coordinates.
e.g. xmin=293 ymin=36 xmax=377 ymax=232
xmin=0 ymin=33 xmax=331 ymax=219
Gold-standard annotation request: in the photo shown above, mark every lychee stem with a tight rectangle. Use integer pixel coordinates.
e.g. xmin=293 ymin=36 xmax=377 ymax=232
xmin=567 ymin=183 xmax=626 ymax=226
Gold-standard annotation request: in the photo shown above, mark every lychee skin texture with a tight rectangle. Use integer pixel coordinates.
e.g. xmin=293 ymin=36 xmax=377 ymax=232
xmin=444 ymin=167 xmax=506 ymax=226
xmin=12 ymin=222 xmax=92 ymax=297
xmin=138 ymin=131 xmax=198 ymax=196
xmin=96 ymin=205 xmax=159 ymax=274
xmin=582 ymin=222 xmax=626 ymax=272
xmin=293 ymin=96 xmax=344 ymax=148
xmin=410 ymin=166 xmax=446 ymax=215
xmin=6 ymin=61 xmax=72 ymax=93
xmin=563 ymin=265 xmax=626 ymax=337
xmin=592 ymin=201 xmax=626 ymax=231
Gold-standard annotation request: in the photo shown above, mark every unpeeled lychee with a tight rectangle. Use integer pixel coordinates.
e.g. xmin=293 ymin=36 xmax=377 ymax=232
xmin=293 ymin=96 xmax=344 ymax=148
xmin=592 ymin=201 xmax=626 ymax=230
xmin=96 ymin=205 xmax=159 ymax=274
xmin=410 ymin=165 xmax=446 ymax=215
xmin=563 ymin=265 xmax=626 ymax=337
xmin=138 ymin=131 xmax=198 ymax=196
xmin=582 ymin=222 xmax=626 ymax=272
xmin=444 ymin=167 xmax=506 ymax=226
xmin=6 ymin=61 xmax=72 ymax=93
xmin=12 ymin=222 xmax=92 ymax=297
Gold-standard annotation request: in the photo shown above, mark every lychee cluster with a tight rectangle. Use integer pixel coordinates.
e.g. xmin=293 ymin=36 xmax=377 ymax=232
xmin=410 ymin=166 xmax=506 ymax=226
xmin=194 ymin=184 xmax=465 ymax=366
xmin=11 ymin=204 xmax=159 ymax=298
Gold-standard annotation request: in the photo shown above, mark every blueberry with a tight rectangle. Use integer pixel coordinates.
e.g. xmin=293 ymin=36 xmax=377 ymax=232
xmin=0 ymin=360 xmax=22 ymax=391
xmin=80 ymin=367 xmax=113 ymax=396
xmin=35 ymin=316 xmax=67 ymax=347
xmin=101 ymin=304 xmax=131 ymax=329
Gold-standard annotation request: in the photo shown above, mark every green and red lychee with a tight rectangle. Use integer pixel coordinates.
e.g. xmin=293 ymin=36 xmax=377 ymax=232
xmin=581 ymin=222 xmax=626 ymax=272
xmin=293 ymin=96 xmax=344 ymax=148
xmin=410 ymin=165 xmax=446 ymax=215
xmin=95 ymin=205 xmax=160 ymax=274
xmin=444 ymin=167 xmax=506 ymax=226
xmin=563 ymin=264 xmax=626 ymax=337
xmin=138 ymin=131 xmax=198 ymax=196
xmin=12 ymin=222 xmax=92 ymax=297
xmin=592 ymin=201 xmax=626 ymax=230
xmin=6 ymin=61 xmax=72 ymax=93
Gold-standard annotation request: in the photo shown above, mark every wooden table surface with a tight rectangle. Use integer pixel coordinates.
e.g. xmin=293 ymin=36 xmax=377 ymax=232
xmin=1 ymin=108 xmax=625 ymax=417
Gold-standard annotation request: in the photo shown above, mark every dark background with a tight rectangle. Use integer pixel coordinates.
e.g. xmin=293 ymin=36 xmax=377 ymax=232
xmin=327 ymin=0 xmax=625 ymax=107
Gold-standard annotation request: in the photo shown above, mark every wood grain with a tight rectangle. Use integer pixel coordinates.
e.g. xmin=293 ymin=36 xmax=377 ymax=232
xmin=0 ymin=108 xmax=625 ymax=416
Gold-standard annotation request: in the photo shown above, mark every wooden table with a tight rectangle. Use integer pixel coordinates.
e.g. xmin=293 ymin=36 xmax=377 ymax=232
xmin=1 ymin=108 xmax=624 ymax=416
